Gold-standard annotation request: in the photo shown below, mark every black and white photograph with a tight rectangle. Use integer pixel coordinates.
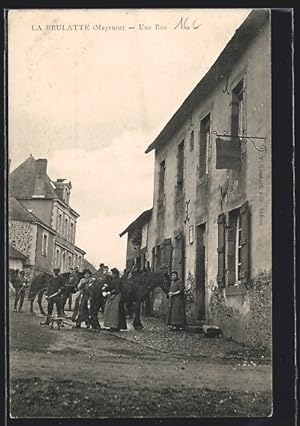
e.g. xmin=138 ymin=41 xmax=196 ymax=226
xmin=7 ymin=8 xmax=275 ymax=418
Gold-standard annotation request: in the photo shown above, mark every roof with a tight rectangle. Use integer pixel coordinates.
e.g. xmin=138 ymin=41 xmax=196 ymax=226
xmin=9 ymin=155 xmax=57 ymax=199
xmin=9 ymin=245 xmax=27 ymax=260
xmin=9 ymin=197 xmax=56 ymax=234
xmin=145 ymin=9 xmax=269 ymax=154
xmin=119 ymin=208 xmax=152 ymax=237
xmin=83 ymin=259 xmax=97 ymax=274
xmin=75 ymin=245 xmax=86 ymax=255
xmin=9 ymin=155 xmax=80 ymax=217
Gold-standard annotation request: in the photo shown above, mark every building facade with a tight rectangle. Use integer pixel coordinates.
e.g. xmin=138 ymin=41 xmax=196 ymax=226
xmin=120 ymin=209 xmax=152 ymax=271
xmin=122 ymin=11 xmax=272 ymax=349
xmin=9 ymin=155 xmax=86 ymax=277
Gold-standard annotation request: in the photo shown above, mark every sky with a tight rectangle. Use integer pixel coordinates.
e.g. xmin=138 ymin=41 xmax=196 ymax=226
xmin=8 ymin=8 xmax=251 ymax=270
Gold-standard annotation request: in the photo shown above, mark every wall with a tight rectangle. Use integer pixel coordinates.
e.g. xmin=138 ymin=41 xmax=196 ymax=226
xmin=9 ymin=258 xmax=23 ymax=271
xmin=9 ymin=221 xmax=37 ymax=265
xmin=51 ymin=201 xmax=78 ymax=244
xmin=147 ymin=19 xmax=272 ymax=348
xmin=35 ymin=226 xmax=55 ymax=274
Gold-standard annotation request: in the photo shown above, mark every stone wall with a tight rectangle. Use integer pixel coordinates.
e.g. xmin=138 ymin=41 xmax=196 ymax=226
xmin=208 ymin=270 xmax=272 ymax=351
xmin=9 ymin=221 xmax=35 ymax=262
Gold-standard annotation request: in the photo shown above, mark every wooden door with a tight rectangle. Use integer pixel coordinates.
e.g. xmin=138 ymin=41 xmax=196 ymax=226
xmin=195 ymin=224 xmax=206 ymax=321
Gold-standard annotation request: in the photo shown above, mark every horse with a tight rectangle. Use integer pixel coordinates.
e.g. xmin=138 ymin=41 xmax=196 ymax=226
xmin=89 ymin=270 xmax=170 ymax=330
xmin=28 ymin=272 xmax=82 ymax=316
xmin=28 ymin=273 xmax=50 ymax=315
xmin=121 ymin=270 xmax=170 ymax=329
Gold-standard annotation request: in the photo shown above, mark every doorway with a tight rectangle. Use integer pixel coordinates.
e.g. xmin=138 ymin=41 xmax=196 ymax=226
xmin=195 ymin=224 xmax=206 ymax=321
xmin=173 ymin=234 xmax=185 ymax=282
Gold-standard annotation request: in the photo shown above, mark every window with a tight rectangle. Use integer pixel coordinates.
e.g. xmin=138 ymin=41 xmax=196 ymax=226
xmin=226 ymin=209 xmax=242 ymax=286
xmin=65 ymin=217 xmax=69 ymax=240
xmin=231 ymin=79 xmax=245 ymax=138
xmin=190 ymin=131 xmax=194 ymax=151
xmin=68 ymin=255 xmax=72 ymax=271
xmin=177 ymin=140 xmax=185 ymax=189
xmin=199 ymin=114 xmax=210 ymax=178
xmin=70 ymin=222 xmax=74 ymax=244
xmin=57 ymin=212 xmax=62 ymax=235
xmin=55 ymin=248 xmax=61 ymax=268
xmin=62 ymin=252 xmax=66 ymax=273
xmin=217 ymin=201 xmax=249 ymax=288
xmin=158 ymin=160 xmax=166 ymax=208
xmin=41 ymin=232 xmax=49 ymax=256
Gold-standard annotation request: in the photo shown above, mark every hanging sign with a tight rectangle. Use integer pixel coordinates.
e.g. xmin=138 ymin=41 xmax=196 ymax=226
xmin=216 ymin=137 xmax=241 ymax=170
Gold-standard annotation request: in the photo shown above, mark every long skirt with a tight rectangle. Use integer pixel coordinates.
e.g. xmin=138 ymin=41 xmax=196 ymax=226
xmin=75 ymin=294 xmax=90 ymax=325
xmin=104 ymin=293 xmax=127 ymax=330
xmin=167 ymin=294 xmax=186 ymax=327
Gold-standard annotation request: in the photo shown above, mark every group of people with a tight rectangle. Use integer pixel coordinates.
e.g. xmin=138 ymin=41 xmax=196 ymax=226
xmin=11 ymin=263 xmax=187 ymax=332
xmin=40 ymin=265 xmax=127 ymax=332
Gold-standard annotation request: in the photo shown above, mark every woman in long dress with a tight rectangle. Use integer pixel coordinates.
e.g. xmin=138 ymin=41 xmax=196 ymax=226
xmin=103 ymin=268 xmax=127 ymax=331
xmin=72 ymin=269 xmax=94 ymax=328
xmin=167 ymin=271 xmax=186 ymax=330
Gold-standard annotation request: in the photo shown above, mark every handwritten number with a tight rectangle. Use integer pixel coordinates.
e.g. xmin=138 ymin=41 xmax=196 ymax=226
xmin=174 ymin=17 xmax=200 ymax=30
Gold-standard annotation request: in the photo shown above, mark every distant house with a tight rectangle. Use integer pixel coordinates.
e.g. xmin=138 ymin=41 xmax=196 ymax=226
xmin=120 ymin=208 xmax=152 ymax=271
xmin=83 ymin=259 xmax=97 ymax=275
xmin=9 ymin=155 xmax=86 ymax=277
xmin=9 ymin=196 xmax=56 ymax=277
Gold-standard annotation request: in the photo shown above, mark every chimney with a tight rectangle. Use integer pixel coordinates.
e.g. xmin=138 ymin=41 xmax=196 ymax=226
xmin=33 ymin=159 xmax=47 ymax=196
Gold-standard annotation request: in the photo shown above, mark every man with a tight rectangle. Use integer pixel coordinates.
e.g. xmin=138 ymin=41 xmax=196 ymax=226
xmin=13 ymin=270 xmax=28 ymax=313
xmin=67 ymin=267 xmax=79 ymax=310
xmin=41 ymin=267 xmax=65 ymax=326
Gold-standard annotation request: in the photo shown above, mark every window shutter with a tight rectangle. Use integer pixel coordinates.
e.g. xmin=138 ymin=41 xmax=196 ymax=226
xmin=163 ymin=239 xmax=172 ymax=271
xmin=227 ymin=214 xmax=236 ymax=286
xmin=231 ymin=94 xmax=239 ymax=137
xmin=217 ymin=213 xmax=226 ymax=287
xmin=240 ymin=201 xmax=250 ymax=285
xmin=199 ymin=130 xmax=206 ymax=178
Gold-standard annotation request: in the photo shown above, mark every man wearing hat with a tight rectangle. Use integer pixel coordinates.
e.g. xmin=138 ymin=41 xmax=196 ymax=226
xmin=13 ymin=270 xmax=29 ymax=313
xmin=41 ymin=267 xmax=65 ymax=326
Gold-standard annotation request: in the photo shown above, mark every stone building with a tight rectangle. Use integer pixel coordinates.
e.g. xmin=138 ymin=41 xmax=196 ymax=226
xmin=123 ymin=10 xmax=272 ymax=348
xmin=9 ymin=245 xmax=28 ymax=271
xmin=119 ymin=208 xmax=152 ymax=271
xmin=9 ymin=155 xmax=86 ymax=277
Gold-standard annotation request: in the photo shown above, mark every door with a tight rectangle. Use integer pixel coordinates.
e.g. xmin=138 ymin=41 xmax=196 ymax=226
xmin=173 ymin=234 xmax=185 ymax=283
xmin=195 ymin=224 xmax=206 ymax=321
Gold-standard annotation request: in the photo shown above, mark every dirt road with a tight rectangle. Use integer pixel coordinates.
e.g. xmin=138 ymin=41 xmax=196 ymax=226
xmin=9 ymin=301 xmax=272 ymax=418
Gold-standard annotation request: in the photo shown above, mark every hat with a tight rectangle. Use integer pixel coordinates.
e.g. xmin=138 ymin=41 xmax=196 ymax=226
xmin=53 ymin=267 xmax=60 ymax=272
xmin=83 ymin=268 xmax=91 ymax=275
xmin=99 ymin=263 xmax=104 ymax=267
xmin=111 ymin=267 xmax=120 ymax=276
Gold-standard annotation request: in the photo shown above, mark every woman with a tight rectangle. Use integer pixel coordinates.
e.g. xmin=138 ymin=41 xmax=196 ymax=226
xmin=103 ymin=268 xmax=127 ymax=331
xmin=167 ymin=271 xmax=186 ymax=330
xmin=72 ymin=268 xmax=94 ymax=328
